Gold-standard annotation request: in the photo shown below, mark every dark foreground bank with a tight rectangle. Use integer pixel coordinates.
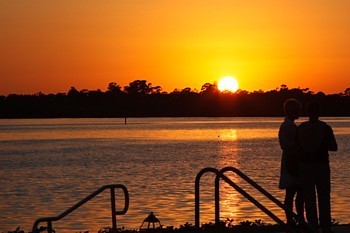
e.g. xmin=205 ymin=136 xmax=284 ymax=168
xmin=6 ymin=220 xmax=350 ymax=233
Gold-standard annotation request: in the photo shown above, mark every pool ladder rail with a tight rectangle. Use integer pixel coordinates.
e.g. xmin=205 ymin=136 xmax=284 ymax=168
xmin=31 ymin=184 xmax=129 ymax=233
xmin=195 ymin=166 xmax=317 ymax=233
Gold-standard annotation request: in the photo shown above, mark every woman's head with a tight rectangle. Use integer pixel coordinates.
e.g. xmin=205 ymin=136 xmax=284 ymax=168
xmin=283 ymin=98 xmax=301 ymax=120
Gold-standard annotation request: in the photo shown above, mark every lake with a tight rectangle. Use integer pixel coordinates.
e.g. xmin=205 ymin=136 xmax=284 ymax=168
xmin=0 ymin=117 xmax=349 ymax=232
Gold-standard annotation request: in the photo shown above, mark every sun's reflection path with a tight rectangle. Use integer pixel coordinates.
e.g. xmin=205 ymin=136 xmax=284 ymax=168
xmin=218 ymin=129 xmax=237 ymax=141
xmin=215 ymin=129 xmax=278 ymax=225
xmin=214 ymin=129 xmax=240 ymax=223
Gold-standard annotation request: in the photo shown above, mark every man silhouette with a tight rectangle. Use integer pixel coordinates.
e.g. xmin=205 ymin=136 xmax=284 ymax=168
xmin=298 ymin=102 xmax=337 ymax=233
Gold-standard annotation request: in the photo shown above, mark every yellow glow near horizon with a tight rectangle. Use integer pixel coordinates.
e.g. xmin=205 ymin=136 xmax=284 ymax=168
xmin=218 ymin=76 xmax=239 ymax=93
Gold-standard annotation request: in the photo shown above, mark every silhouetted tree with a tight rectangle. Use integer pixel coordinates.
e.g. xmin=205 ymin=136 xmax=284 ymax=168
xmin=171 ymin=88 xmax=181 ymax=94
xmin=67 ymin=86 xmax=79 ymax=96
xmin=80 ymin=89 xmax=89 ymax=96
xmin=280 ymin=84 xmax=288 ymax=90
xmin=180 ymin=87 xmax=192 ymax=94
xmin=124 ymin=80 xmax=153 ymax=95
xmin=151 ymin=85 xmax=162 ymax=94
xmin=343 ymin=87 xmax=350 ymax=96
xmin=201 ymin=83 xmax=218 ymax=94
xmin=107 ymin=82 xmax=123 ymax=95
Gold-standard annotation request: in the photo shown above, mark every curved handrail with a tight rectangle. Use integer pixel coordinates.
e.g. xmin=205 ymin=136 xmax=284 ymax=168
xmin=195 ymin=168 xmax=287 ymax=230
xmin=195 ymin=167 xmax=219 ymax=230
xmin=215 ymin=167 xmax=310 ymax=227
xmin=195 ymin=167 xmax=292 ymax=233
xmin=32 ymin=184 xmax=129 ymax=233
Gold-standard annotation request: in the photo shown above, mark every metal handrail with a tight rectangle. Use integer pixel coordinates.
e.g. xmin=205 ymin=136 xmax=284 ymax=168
xmin=195 ymin=167 xmax=315 ymax=233
xmin=32 ymin=184 xmax=129 ymax=233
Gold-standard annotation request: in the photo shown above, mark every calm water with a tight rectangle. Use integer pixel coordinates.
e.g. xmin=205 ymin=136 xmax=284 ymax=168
xmin=0 ymin=117 xmax=349 ymax=232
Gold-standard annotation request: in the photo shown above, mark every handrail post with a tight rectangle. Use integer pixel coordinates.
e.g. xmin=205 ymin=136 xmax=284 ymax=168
xmin=48 ymin=221 xmax=53 ymax=233
xmin=111 ymin=187 xmax=117 ymax=233
xmin=195 ymin=169 xmax=201 ymax=233
xmin=214 ymin=174 xmax=220 ymax=225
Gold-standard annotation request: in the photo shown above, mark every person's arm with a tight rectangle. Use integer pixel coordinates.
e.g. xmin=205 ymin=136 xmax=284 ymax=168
xmin=279 ymin=123 xmax=297 ymax=151
xmin=326 ymin=125 xmax=337 ymax=151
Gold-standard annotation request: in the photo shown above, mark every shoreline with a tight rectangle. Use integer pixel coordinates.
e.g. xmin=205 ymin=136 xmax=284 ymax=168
xmin=5 ymin=222 xmax=350 ymax=233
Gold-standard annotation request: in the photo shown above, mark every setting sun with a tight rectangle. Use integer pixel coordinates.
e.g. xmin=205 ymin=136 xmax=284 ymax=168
xmin=218 ymin=76 xmax=239 ymax=93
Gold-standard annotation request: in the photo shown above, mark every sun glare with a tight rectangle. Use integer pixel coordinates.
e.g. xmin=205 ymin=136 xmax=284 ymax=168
xmin=218 ymin=76 xmax=239 ymax=93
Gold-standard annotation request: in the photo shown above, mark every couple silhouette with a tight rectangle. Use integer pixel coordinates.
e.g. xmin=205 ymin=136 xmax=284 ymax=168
xmin=279 ymin=99 xmax=337 ymax=233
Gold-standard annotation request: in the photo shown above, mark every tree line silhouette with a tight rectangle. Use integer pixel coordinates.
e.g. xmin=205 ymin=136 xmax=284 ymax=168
xmin=1 ymin=80 xmax=349 ymax=118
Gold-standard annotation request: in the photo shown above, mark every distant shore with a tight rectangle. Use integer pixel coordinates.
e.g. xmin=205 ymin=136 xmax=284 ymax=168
xmin=1 ymin=86 xmax=349 ymax=118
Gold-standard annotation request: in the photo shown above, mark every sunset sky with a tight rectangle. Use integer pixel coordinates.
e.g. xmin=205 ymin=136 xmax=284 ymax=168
xmin=1 ymin=0 xmax=350 ymax=95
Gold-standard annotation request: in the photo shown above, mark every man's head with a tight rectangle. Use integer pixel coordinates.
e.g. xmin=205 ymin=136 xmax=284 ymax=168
xmin=307 ymin=102 xmax=321 ymax=121
xmin=283 ymin=98 xmax=301 ymax=121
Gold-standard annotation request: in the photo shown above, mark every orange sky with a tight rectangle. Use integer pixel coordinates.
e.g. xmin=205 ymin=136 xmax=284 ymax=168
xmin=1 ymin=0 xmax=350 ymax=95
